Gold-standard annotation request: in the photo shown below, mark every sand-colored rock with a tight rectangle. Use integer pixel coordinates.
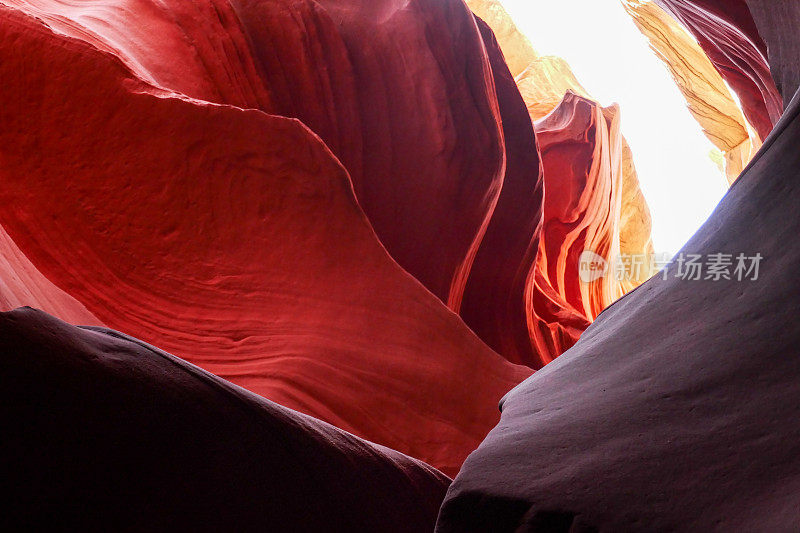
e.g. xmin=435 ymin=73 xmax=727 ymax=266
xmin=516 ymin=57 xmax=592 ymax=121
xmin=656 ymin=0 xmax=782 ymax=140
xmin=623 ymin=0 xmax=762 ymax=183
xmin=465 ymin=0 xmax=537 ymax=77
xmin=617 ymin=135 xmax=656 ymax=289
xmin=465 ymin=0 xmax=590 ymax=122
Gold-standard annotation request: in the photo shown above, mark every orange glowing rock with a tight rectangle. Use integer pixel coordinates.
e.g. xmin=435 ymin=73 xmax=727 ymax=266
xmin=528 ymin=93 xmax=655 ymax=364
xmin=466 ymin=0 xmax=655 ymax=365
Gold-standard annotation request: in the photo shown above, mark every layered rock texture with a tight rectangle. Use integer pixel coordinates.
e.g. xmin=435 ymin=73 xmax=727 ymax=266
xmin=655 ymin=0 xmax=782 ymax=141
xmin=5 ymin=0 xmax=798 ymax=530
xmin=2 ymin=0 xmax=504 ymax=311
xmin=625 ymin=1 xmax=800 ymax=185
xmin=0 ymin=1 xmax=656 ymax=385
xmin=468 ymin=0 xmax=654 ymax=365
xmin=0 ymin=4 xmax=534 ymax=476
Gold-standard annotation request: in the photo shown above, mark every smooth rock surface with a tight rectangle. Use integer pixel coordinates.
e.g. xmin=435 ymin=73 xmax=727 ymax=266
xmin=1 ymin=307 xmax=449 ymax=531
xmin=437 ymin=86 xmax=800 ymax=532
xmin=746 ymin=0 xmax=800 ymax=108
xmin=527 ymin=93 xmax=652 ymax=365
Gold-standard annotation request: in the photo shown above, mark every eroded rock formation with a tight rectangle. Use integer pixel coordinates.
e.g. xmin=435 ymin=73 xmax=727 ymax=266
xmin=459 ymin=18 xmax=545 ymax=366
xmin=0 ymin=0 xmax=657 ymax=375
xmin=0 ymin=5 xmax=531 ymax=475
xmin=465 ymin=0 xmax=654 ymax=366
xmin=466 ymin=0 xmax=592 ymax=121
xmin=655 ymin=0 xmax=782 ymax=140
xmin=528 ymin=93 xmax=655 ymax=364
xmin=2 ymin=0 xmax=800 ymax=530
xmin=437 ymin=3 xmax=800 ymax=530
xmin=0 ymin=226 xmax=101 ymax=326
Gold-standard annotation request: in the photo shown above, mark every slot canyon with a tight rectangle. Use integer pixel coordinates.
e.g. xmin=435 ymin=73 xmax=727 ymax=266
xmin=2 ymin=0 xmax=799 ymax=530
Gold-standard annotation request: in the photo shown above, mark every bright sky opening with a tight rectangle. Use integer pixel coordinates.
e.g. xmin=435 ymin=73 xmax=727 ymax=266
xmin=499 ymin=0 xmax=730 ymax=255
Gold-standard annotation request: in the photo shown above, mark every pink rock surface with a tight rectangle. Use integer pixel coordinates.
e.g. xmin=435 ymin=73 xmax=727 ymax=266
xmin=0 ymin=225 xmax=100 ymax=325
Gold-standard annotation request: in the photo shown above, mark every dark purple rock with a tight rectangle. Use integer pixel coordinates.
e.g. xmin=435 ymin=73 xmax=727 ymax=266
xmin=436 ymin=87 xmax=800 ymax=532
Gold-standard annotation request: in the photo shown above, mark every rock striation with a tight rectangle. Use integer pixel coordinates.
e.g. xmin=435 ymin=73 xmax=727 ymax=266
xmin=656 ymin=0 xmax=782 ymax=140
xmin=0 ymin=6 xmax=530 ymax=475
xmin=465 ymin=0 xmax=654 ymax=366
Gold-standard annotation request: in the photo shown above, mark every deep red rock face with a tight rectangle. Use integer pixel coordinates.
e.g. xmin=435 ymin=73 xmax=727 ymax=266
xmin=0 ymin=6 xmax=531 ymax=476
xmin=656 ymin=0 xmax=783 ymax=139
xmin=3 ymin=0 xmax=506 ymax=309
xmin=1 ymin=307 xmax=450 ymax=531
xmin=459 ymin=18 xmax=545 ymax=367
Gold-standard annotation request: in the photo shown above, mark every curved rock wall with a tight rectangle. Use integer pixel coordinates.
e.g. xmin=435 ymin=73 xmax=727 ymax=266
xmin=437 ymin=82 xmax=800 ymax=533
xmin=0 ymin=5 xmax=531 ymax=475
xmin=2 ymin=307 xmax=450 ymax=531
xmin=3 ymin=0 xmax=506 ymax=311
xmin=466 ymin=0 xmax=654 ymax=366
